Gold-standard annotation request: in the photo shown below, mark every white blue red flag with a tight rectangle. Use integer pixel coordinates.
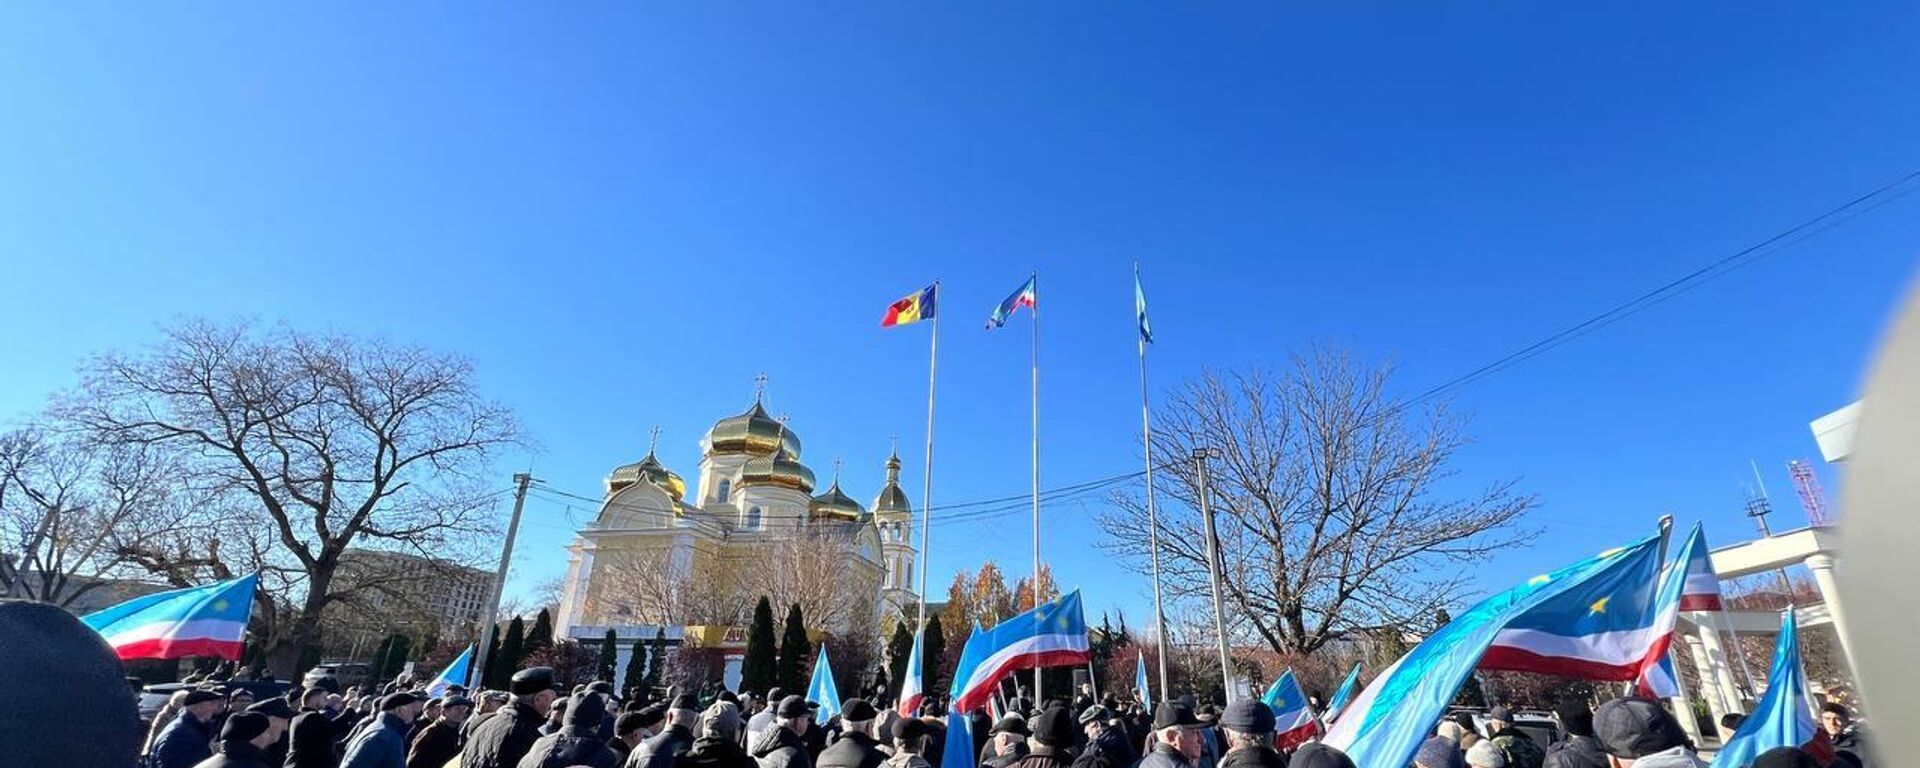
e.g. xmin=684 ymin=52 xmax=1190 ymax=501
xmin=1323 ymin=537 xmax=1659 ymax=768
xmin=1631 ymin=524 xmax=1713 ymax=696
xmin=81 ymin=574 xmax=257 ymax=660
xmin=1713 ymin=610 xmax=1834 ymax=768
xmin=1479 ymin=535 xmax=1669 ymax=683
xmin=1323 ymin=662 xmax=1362 ymax=723
xmin=985 ymin=275 xmax=1038 ymax=329
xmin=948 ymin=590 xmax=1090 ymax=712
xmin=807 ymin=643 xmax=843 ymax=721
xmin=426 ymin=644 xmax=474 ymax=697
xmin=1135 ymin=651 xmax=1153 ymax=708
xmin=1260 ymin=668 xmax=1321 ymax=749
xmin=898 ymin=624 xmax=926 ymax=717
xmin=1678 ymin=525 xmax=1725 ymax=611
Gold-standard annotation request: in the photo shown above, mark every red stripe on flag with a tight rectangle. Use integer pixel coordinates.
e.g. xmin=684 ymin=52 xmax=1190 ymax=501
xmin=113 ymin=636 xmax=246 ymax=661
xmin=953 ymin=648 xmax=1093 ymax=712
xmin=1278 ymin=720 xmax=1321 ymax=751
xmin=1679 ymin=595 xmax=1723 ymax=611
xmin=1478 ymin=646 xmax=1641 ymax=681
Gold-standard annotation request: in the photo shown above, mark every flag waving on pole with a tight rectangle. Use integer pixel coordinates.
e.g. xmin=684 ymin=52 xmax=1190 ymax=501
xmin=426 ymin=645 xmax=475 ymax=697
xmin=81 ymin=574 xmax=257 ymax=660
xmin=898 ymin=626 xmax=926 ymax=717
xmin=1260 ymin=668 xmax=1322 ymax=749
xmin=1133 ymin=265 xmax=1154 ymax=345
xmin=883 ymin=283 xmax=938 ymax=328
xmin=1679 ymin=525 xmax=1725 ymax=611
xmin=807 ymin=644 xmax=843 ymax=722
xmin=1479 ymin=536 xmax=1670 ymax=683
xmin=1135 ymin=651 xmax=1152 ymax=709
xmin=986 ymin=275 xmax=1037 ymax=329
xmin=1324 ymin=662 xmax=1362 ymax=723
xmin=1713 ymin=610 xmax=1834 ymax=768
xmin=948 ymin=590 xmax=1090 ymax=712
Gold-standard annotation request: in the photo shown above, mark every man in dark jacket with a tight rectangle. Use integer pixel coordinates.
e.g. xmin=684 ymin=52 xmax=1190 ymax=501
xmin=816 ymin=701 xmax=887 ymax=768
xmin=517 ymin=692 xmax=621 ymax=768
xmin=463 ymin=668 xmax=563 ymax=768
xmin=750 ymin=696 xmax=816 ymax=768
xmin=1139 ymin=703 xmax=1205 ymax=768
xmin=1820 ymin=704 xmax=1870 ymax=768
xmin=406 ymin=696 xmax=472 ymax=768
xmin=245 ymin=697 xmax=300 ymax=768
xmin=154 ymin=689 xmax=228 ymax=768
xmin=1074 ymin=707 xmax=1135 ymax=768
xmin=1214 ymin=700 xmax=1285 ymax=768
xmin=1486 ymin=708 xmax=1545 ymax=768
xmin=632 ymin=698 xmax=701 ymax=768
xmin=195 ymin=712 xmax=287 ymax=768
xmin=1008 ymin=707 xmax=1077 ymax=768
xmin=677 ymin=702 xmax=759 ymax=768
xmin=980 ymin=717 xmax=1030 ymax=768
xmin=342 ymin=693 xmax=426 ymax=768
xmin=285 ymin=688 xmax=344 ymax=768
xmin=1543 ymin=702 xmax=1606 ymax=768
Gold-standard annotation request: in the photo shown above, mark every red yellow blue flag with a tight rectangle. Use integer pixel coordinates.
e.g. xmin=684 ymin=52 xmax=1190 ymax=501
xmin=882 ymin=283 xmax=938 ymax=328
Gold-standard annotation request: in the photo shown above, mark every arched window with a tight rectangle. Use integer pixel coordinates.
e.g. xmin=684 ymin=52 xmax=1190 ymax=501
xmin=716 ymin=479 xmax=731 ymax=504
xmin=746 ymin=506 xmax=762 ymax=530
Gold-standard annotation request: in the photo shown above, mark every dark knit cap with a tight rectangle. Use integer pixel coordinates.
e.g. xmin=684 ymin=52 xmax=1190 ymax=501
xmin=509 ymin=667 xmax=560 ymax=696
xmin=247 ymin=698 xmax=298 ymax=720
xmin=221 ymin=712 xmax=271 ymax=743
xmin=0 ymin=601 xmax=142 ymax=768
xmin=1220 ymin=699 xmax=1275 ymax=734
xmin=633 ymin=704 xmax=669 ymax=728
xmin=893 ymin=717 xmax=931 ymax=741
xmin=776 ymin=695 xmax=812 ymax=718
xmin=672 ymin=693 xmax=701 ymax=711
xmin=381 ymin=692 xmax=423 ymax=711
xmin=1752 ymin=747 xmax=1818 ymax=768
xmin=183 ymin=689 xmax=224 ymax=707
xmin=1292 ymin=743 xmax=1359 ymax=768
xmin=1031 ymin=707 xmax=1077 ymax=748
xmin=842 ymin=699 xmax=879 ymax=723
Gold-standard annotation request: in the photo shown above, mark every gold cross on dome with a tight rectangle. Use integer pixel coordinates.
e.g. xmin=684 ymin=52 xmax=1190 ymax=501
xmin=648 ymin=425 xmax=661 ymax=454
xmin=834 ymin=458 xmax=844 ymax=483
xmin=753 ymin=373 xmax=769 ymax=402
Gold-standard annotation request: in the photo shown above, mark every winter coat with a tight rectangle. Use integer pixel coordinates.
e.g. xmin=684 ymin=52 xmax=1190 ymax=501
xmin=151 ymin=713 xmax=218 ymax=768
xmin=405 ymin=720 xmax=463 ymax=768
xmin=632 ymin=726 xmax=698 ymax=768
xmin=285 ymin=710 xmax=343 ymax=768
xmin=982 ymin=742 xmax=1028 ymax=768
xmin=1138 ymin=743 xmax=1198 ymax=768
xmin=816 ymin=732 xmax=887 ymax=768
xmin=1490 ymin=730 xmax=1545 ymax=768
xmin=194 ymin=741 xmax=279 ymax=768
xmin=1216 ymin=745 xmax=1288 ymax=768
xmin=520 ymin=695 xmax=622 ymax=768
xmin=883 ymin=754 xmax=932 ymax=768
xmin=1007 ymin=747 xmax=1074 ymax=768
xmin=1624 ymin=746 xmax=1705 ymax=768
xmin=746 ymin=712 xmax=779 ymax=747
xmin=1073 ymin=726 xmax=1135 ymax=768
xmin=341 ymin=713 xmax=412 ymax=768
xmin=462 ymin=701 xmax=551 ymax=768
xmin=675 ymin=735 xmax=761 ymax=768
xmin=751 ymin=724 xmax=814 ymax=768
xmin=1542 ymin=736 xmax=1607 ymax=768
xmin=1834 ymin=727 xmax=1870 ymax=768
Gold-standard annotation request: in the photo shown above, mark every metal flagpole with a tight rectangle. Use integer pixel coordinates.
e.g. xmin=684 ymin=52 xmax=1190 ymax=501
xmin=1031 ymin=272 xmax=1044 ymax=707
xmin=918 ymin=287 xmax=938 ymax=636
xmin=1195 ymin=448 xmax=1234 ymax=702
xmin=1136 ymin=263 xmax=1172 ymax=699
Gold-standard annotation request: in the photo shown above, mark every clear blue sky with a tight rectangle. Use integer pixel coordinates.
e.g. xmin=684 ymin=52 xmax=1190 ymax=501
xmin=4 ymin=3 xmax=1917 ymax=628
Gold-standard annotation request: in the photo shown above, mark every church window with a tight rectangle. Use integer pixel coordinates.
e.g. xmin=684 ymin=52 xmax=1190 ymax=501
xmin=747 ymin=506 xmax=762 ymax=529
xmin=716 ymin=479 xmax=731 ymax=504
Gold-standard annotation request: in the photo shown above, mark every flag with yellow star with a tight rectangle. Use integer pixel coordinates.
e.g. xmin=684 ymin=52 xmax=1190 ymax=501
xmin=1479 ymin=534 xmax=1671 ymax=681
xmin=81 ymin=573 xmax=258 ymax=661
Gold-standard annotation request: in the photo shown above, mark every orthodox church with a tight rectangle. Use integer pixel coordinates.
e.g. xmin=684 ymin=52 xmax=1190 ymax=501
xmin=553 ymin=396 xmax=920 ymax=641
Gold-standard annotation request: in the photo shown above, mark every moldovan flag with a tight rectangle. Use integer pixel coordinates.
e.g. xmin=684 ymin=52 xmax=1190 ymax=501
xmin=1260 ymin=668 xmax=1321 ymax=749
xmin=82 ymin=574 xmax=257 ymax=660
xmin=883 ymin=283 xmax=938 ymax=327
xmin=1712 ymin=610 xmax=1835 ymax=768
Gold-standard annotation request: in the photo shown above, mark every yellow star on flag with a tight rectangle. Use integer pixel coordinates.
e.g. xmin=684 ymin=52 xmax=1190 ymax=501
xmin=213 ymin=599 xmax=229 ymax=611
xmin=1589 ymin=596 xmax=1611 ymax=615
xmin=1527 ymin=575 xmax=1551 ymax=586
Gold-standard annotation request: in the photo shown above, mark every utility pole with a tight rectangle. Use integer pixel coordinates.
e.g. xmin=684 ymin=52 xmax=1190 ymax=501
xmin=1195 ymin=448 xmax=1234 ymax=702
xmin=472 ymin=473 xmax=533 ymax=688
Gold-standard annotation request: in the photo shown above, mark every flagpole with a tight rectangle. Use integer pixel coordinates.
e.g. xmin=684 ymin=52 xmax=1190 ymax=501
xmin=1030 ymin=271 xmax=1043 ymax=707
xmin=1136 ymin=262 xmax=1173 ymax=700
xmin=918 ymin=287 xmax=938 ymax=636
xmin=1656 ymin=516 xmax=1705 ymax=745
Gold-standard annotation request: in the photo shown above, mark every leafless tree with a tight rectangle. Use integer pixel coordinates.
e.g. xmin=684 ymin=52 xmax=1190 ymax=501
xmin=55 ymin=319 xmax=519 ymax=671
xmin=1098 ymin=348 xmax=1537 ymax=656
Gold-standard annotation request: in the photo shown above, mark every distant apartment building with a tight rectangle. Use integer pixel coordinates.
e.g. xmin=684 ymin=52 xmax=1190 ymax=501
xmin=322 ymin=549 xmax=492 ymax=651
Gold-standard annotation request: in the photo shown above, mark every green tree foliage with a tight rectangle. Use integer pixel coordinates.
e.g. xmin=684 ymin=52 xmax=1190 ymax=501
xmin=598 ymin=629 xmax=619 ymax=682
xmin=642 ymin=627 xmax=668 ymax=697
xmin=777 ymin=603 xmax=811 ymax=695
xmin=622 ymin=635 xmax=647 ymax=699
xmin=499 ymin=616 xmax=527 ymax=678
xmin=482 ymin=625 xmax=507 ymax=688
xmin=886 ymin=613 xmax=914 ymax=702
xmin=742 ymin=597 xmax=778 ymax=695
xmin=371 ymin=633 xmax=412 ymax=683
xmin=526 ymin=608 xmax=554 ymax=656
xmin=922 ymin=615 xmax=947 ymax=696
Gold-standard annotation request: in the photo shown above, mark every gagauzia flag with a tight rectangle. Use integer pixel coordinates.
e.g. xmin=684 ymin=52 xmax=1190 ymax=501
xmin=1479 ymin=534 xmax=1670 ymax=684
xmin=426 ymin=645 xmax=475 ymax=697
xmin=1679 ymin=524 xmax=1725 ymax=611
xmin=807 ymin=643 xmax=843 ymax=722
xmin=1633 ymin=524 xmax=1714 ymax=697
xmin=949 ymin=590 xmax=1090 ymax=712
xmin=82 ymin=574 xmax=257 ymax=660
xmin=985 ymin=275 xmax=1038 ymax=329
xmin=1323 ymin=537 xmax=1660 ymax=768
xmin=1260 ymin=668 xmax=1321 ymax=749
xmin=1713 ymin=610 xmax=1835 ymax=768
xmin=883 ymin=283 xmax=938 ymax=328
xmin=1135 ymin=651 xmax=1153 ymax=708
xmin=898 ymin=625 xmax=926 ymax=717
xmin=1324 ymin=662 xmax=1362 ymax=723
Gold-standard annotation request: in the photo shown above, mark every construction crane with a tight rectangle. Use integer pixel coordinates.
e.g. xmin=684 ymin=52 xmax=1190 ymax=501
xmin=1787 ymin=459 xmax=1833 ymax=526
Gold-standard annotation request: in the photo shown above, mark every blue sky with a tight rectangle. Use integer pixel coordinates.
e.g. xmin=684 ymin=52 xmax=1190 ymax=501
xmin=4 ymin=3 xmax=1917 ymax=628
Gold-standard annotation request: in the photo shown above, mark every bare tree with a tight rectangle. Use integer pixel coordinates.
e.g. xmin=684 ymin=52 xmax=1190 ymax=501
xmin=56 ymin=319 xmax=519 ymax=671
xmin=1098 ymin=348 xmax=1536 ymax=656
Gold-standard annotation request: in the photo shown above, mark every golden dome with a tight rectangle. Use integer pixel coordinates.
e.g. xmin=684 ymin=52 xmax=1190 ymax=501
xmin=705 ymin=401 xmax=802 ymax=458
xmin=606 ymin=451 xmax=687 ymax=499
xmin=737 ymin=445 xmax=815 ymax=493
xmin=870 ymin=450 xmax=911 ymax=515
xmin=810 ymin=480 xmax=868 ymax=521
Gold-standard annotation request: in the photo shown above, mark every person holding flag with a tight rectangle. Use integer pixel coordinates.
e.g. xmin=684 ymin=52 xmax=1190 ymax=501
xmin=82 ymin=573 xmax=258 ymax=661
xmin=1259 ymin=669 xmax=1321 ymax=750
xmin=1712 ymin=611 xmax=1834 ymax=768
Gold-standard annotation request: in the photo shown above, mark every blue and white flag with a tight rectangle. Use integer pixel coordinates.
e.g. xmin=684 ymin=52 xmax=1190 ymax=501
xmin=82 ymin=574 xmax=257 ymax=661
xmin=1135 ymin=651 xmax=1152 ymax=708
xmin=807 ymin=644 xmax=843 ymax=722
xmin=1323 ymin=536 xmax=1660 ymax=768
xmin=1713 ymin=610 xmax=1834 ymax=768
xmin=1323 ymin=662 xmax=1362 ymax=723
xmin=426 ymin=645 xmax=474 ymax=697
xmin=897 ymin=624 xmax=926 ymax=717
xmin=948 ymin=591 xmax=1090 ymax=712
xmin=1480 ymin=535 xmax=1668 ymax=682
